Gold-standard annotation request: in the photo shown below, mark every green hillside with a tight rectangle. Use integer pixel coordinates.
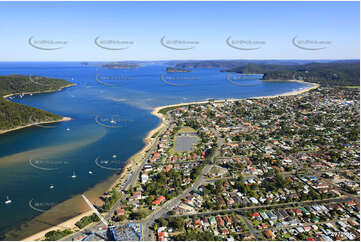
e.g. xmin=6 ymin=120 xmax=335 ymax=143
xmin=226 ymin=61 xmax=360 ymax=86
xmin=0 ymin=75 xmax=73 ymax=96
xmin=0 ymin=75 xmax=73 ymax=133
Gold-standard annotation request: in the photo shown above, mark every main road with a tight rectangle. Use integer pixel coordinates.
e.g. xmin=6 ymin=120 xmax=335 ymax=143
xmin=142 ymin=128 xmax=224 ymax=240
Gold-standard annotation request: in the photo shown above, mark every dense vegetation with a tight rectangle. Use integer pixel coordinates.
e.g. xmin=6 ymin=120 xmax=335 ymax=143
xmin=226 ymin=61 xmax=360 ymax=86
xmin=174 ymin=60 xmax=321 ymax=69
xmin=0 ymin=75 xmax=73 ymax=132
xmin=0 ymin=75 xmax=72 ymax=97
xmin=102 ymin=187 xmax=121 ymax=211
xmin=142 ymin=169 xmax=187 ymax=200
xmin=44 ymin=229 xmax=72 ymax=241
xmin=0 ymin=99 xmax=62 ymax=131
xmin=174 ymin=60 xmax=360 ymax=86
xmin=75 ymin=213 xmax=100 ymax=229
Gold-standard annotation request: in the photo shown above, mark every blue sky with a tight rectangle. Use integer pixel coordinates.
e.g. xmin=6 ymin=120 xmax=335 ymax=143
xmin=0 ymin=1 xmax=359 ymax=61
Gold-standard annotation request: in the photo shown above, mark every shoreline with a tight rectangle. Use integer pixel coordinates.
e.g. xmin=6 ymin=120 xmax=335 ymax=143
xmin=105 ymin=99 xmax=169 ymax=195
xmin=20 ymin=114 xmax=167 ymax=242
xmin=0 ymin=117 xmax=72 ymax=135
xmin=21 ymin=80 xmax=319 ymax=241
xmin=21 ymin=210 xmax=94 ymax=241
xmin=2 ymin=83 xmax=76 ymax=99
xmin=0 ymin=83 xmax=76 ymax=135
xmin=21 ymin=99 xmax=169 ymax=242
xmin=147 ymin=80 xmax=319 ymax=110
xmin=252 ymin=80 xmax=320 ymax=99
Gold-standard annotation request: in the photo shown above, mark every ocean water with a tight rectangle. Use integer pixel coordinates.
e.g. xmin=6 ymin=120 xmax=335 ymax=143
xmin=0 ymin=62 xmax=312 ymax=239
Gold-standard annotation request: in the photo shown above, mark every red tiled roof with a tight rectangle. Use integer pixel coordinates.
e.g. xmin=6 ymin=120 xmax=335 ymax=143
xmin=152 ymin=195 xmax=166 ymax=205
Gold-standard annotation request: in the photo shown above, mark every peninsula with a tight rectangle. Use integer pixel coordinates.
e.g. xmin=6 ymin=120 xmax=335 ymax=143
xmin=0 ymin=75 xmax=75 ymax=134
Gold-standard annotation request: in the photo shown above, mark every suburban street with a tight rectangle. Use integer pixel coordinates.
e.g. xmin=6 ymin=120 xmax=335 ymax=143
xmin=142 ymin=129 xmax=224 ymax=240
xmin=60 ymin=97 xmax=360 ymax=242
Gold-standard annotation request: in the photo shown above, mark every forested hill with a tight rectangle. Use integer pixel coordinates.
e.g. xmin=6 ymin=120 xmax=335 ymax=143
xmin=226 ymin=61 xmax=360 ymax=86
xmin=174 ymin=60 xmax=318 ymax=69
xmin=0 ymin=75 xmax=74 ymax=133
xmin=0 ymin=75 xmax=73 ymax=97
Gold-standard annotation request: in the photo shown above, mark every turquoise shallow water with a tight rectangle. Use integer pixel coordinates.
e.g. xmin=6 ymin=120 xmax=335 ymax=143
xmin=0 ymin=62 xmax=312 ymax=237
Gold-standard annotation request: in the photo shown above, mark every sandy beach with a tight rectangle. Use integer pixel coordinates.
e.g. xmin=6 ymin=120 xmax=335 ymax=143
xmin=0 ymin=116 xmax=72 ymax=135
xmin=22 ymin=210 xmax=94 ymax=241
xmin=20 ymin=115 xmax=168 ymax=242
xmin=253 ymin=80 xmax=320 ymax=99
xmin=21 ymin=80 xmax=319 ymax=241
xmin=149 ymin=80 xmax=320 ymax=111
xmin=21 ymin=97 xmax=170 ymax=242
xmin=107 ymin=102 xmax=170 ymax=190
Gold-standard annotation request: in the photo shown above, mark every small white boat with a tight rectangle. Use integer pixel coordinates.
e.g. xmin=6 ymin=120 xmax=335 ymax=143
xmin=66 ymin=128 xmax=70 ymax=131
xmin=4 ymin=196 xmax=12 ymax=204
xmin=88 ymin=171 xmax=93 ymax=174
xmin=71 ymin=171 xmax=77 ymax=179
xmin=112 ymin=154 xmax=117 ymax=159
xmin=50 ymin=185 xmax=55 ymax=189
xmin=110 ymin=119 xmax=116 ymax=124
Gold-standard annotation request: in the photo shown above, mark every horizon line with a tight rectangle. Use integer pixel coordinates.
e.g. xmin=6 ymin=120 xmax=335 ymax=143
xmin=0 ymin=58 xmax=359 ymax=63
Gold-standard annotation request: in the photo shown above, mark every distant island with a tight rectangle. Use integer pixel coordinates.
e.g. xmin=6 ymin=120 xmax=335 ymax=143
xmin=0 ymin=75 xmax=75 ymax=134
xmin=101 ymin=63 xmax=139 ymax=69
xmin=166 ymin=67 xmax=192 ymax=73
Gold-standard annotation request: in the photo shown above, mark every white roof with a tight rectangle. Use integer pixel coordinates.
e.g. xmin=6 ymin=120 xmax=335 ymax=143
xmin=250 ymin=197 xmax=259 ymax=204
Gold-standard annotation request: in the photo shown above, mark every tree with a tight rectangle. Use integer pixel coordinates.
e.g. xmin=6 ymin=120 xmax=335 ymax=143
xmin=158 ymin=218 xmax=168 ymax=227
